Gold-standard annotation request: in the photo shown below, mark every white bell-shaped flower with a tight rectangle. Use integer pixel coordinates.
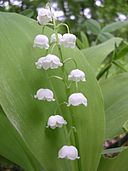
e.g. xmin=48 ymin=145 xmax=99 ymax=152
xmin=68 ymin=69 xmax=86 ymax=82
xmin=58 ymin=145 xmax=80 ymax=160
xmin=67 ymin=93 xmax=87 ymax=107
xmin=34 ymin=88 xmax=55 ymax=101
xmin=33 ymin=34 xmax=49 ymax=49
xmin=50 ymin=33 xmax=63 ymax=44
xmin=47 ymin=115 xmax=67 ymax=129
xmin=35 ymin=54 xmax=63 ymax=70
xmin=37 ymin=7 xmax=53 ymax=25
xmin=61 ymin=33 xmax=76 ymax=48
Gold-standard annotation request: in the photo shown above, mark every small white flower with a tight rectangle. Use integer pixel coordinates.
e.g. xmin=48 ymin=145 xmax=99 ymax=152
xmin=68 ymin=69 xmax=86 ymax=82
xmin=61 ymin=33 xmax=76 ymax=48
xmin=67 ymin=93 xmax=87 ymax=107
xmin=37 ymin=7 xmax=53 ymax=25
xmin=33 ymin=34 xmax=49 ymax=49
xmin=58 ymin=145 xmax=80 ymax=160
xmin=35 ymin=54 xmax=63 ymax=70
xmin=34 ymin=88 xmax=55 ymax=101
xmin=50 ymin=33 xmax=63 ymax=44
xmin=47 ymin=115 xmax=67 ymax=129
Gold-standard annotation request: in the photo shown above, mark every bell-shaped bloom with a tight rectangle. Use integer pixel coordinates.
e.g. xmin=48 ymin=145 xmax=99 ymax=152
xmin=33 ymin=34 xmax=49 ymax=49
xmin=34 ymin=88 xmax=55 ymax=101
xmin=67 ymin=93 xmax=87 ymax=107
xmin=50 ymin=33 xmax=63 ymax=44
xmin=68 ymin=69 xmax=86 ymax=82
xmin=47 ymin=115 xmax=67 ymax=129
xmin=35 ymin=54 xmax=63 ymax=70
xmin=61 ymin=33 xmax=76 ymax=48
xmin=37 ymin=7 xmax=53 ymax=25
xmin=58 ymin=145 xmax=80 ymax=160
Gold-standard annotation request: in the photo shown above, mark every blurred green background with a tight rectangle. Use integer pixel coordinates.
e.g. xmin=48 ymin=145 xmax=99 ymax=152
xmin=0 ymin=0 xmax=128 ymax=39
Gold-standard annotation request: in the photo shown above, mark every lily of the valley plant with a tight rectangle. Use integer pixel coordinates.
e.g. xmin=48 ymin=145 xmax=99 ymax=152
xmin=33 ymin=3 xmax=87 ymax=161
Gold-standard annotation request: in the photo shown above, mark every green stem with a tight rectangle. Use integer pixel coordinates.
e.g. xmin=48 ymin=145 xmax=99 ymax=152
xmin=112 ymin=61 xmax=128 ymax=72
xmin=53 ymin=17 xmax=59 ymax=45
xmin=51 ymin=43 xmax=57 ymax=53
xmin=56 ymin=23 xmax=70 ymax=33
xmin=63 ymin=58 xmax=78 ymax=68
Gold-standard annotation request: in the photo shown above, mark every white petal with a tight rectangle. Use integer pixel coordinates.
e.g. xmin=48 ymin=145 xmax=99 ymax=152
xmin=33 ymin=35 xmax=49 ymax=49
xmin=58 ymin=145 xmax=80 ymax=160
xmin=66 ymin=146 xmax=80 ymax=160
xmin=68 ymin=93 xmax=87 ymax=107
xmin=34 ymin=88 xmax=55 ymax=101
xmin=61 ymin=33 xmax=76 ymax=48
xmin=47 ymin=115 xmax=67 ymax=129
xmin=58 ymin=146 xmax=68 ymax=159
xmin=35 ymin=54 xmax=63 ymax=70
xmin=55 ymin=115 xmax=67 ymax=125
xmin=37 ymin=8 xmax=53 ymax=25
xmin=68 ymin=69 xmax=86 ymax=82
xmin=47 ymin=116 xmax=58 ymax=129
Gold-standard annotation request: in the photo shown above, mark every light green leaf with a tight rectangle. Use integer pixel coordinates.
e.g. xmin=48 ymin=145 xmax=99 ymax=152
xmin=0 ymin=107 xmax=43 ymax=171
xmin=98 ymin=149 xmax=128 ymax=171
xmin=82 ymin=38 xmax=122 ymax=74
xmin=102 ymin=147 xmax=128 ymax=155
xmin=0 ymin=13 xmax=105 ymax=171
xmin=85 ymin=19 xmax=101 ymax=34
xmin=102 ymin=21 xmax=128 ymax=33
xmin=100 ymin=73 xmax=128 ymax=139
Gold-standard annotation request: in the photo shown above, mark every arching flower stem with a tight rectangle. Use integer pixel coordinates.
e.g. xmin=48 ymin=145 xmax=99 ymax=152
xmin=63 ymin=58 xmax=78 ymax=68
xmin=56 ymin=23 xmax=70 ymax=33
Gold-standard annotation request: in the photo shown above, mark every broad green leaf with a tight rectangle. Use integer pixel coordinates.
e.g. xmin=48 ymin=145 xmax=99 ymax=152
xmin=85 ymin=19 xmax=101 ymax=34
xmin=98 ymin=32 xmax=114 ymax=42
xmin=0 ymin=13 xmax=105 ymax=171
xmin=0 ymin=107 xmax=43 ymax=171
xmin=100 ymin=73 xmax=128 ymax=139
xmin=102 ymin=21 xmax=128 ymax=33
xmin=82 ymin=38 xmax=122 ymax=74
xmin=98 ymin=149 xmax=128 ymax=171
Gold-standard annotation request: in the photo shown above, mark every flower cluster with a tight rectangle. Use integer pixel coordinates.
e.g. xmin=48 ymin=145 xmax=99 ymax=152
xmin=33 ymin=33 xmax=77 ymax=49
xmin=33 ymin=4 xmax=88 ymax=161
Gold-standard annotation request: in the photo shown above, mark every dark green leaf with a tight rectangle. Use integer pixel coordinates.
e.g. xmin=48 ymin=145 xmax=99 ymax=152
xmin=85 ymin=19 xmax=101 ymax=34
xmin=100 ymin=73 xmax=128 ymax=139
xmin=82 ymin=38 xmax=122 ymax=75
